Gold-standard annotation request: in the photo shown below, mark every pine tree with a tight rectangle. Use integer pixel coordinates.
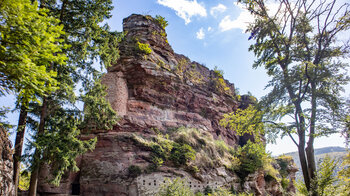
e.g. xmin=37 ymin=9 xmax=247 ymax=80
xmin=0 ymin=0 xmax=67 ymax=193
xmin=25 ymin=1 xmax=121 ymax=195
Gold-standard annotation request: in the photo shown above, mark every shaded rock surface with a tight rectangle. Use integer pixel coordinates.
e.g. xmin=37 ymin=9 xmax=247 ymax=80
xmin=0 ymin=127 xmax=15 ymax=196
xmin=38 ymin=14 xmax=296 ymax=196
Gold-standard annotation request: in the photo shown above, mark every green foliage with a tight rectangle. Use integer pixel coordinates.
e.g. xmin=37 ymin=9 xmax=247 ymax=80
xmin=18 ymin=166 xmax=30 ymax=191
xmin=0 ymin=106 xmax=12 ymax=129
xmin=212 ymin=67 xmax=232 ymax=95
xmin=204 ymin=186 xmax=213 ymax=195
xmin=170 ymin=143 xmax=196 ymax=166
xmin=280 ymin=177 xmax=290 ymax=190
xmin=80 ymin=78 xmax=118 ymax=130
xmin=234 ymin=141 xmax=267 ymax=179
xmin=240 ymin=0 xmax=350 ymax=192
xmin=296 ymin=155 xmax=341 ymax=196
xmin=220 ymin=105 xmax=264 ymax=138
xmin=187 ymin=70 xmax=204 ymax=85
xmin=295 ymin=179 xmax=308 ymax=196
xmin=33 ymin=108 xmax=97 ymax=186
xmin=0 ymin=0 xmax=66 ymax=102
xmin=132 ymin=133 xmax=195 ymax=169
xmin=155 ymin=15 xmax=169 ymax=29
xmin=128 ymin=165 xmax=142 ymax=178
xmin=175 ymin=58 xmax=189 ymax=77
xmin=21 ymin=0 xmax=121 ymax=189
xmin=173 ymin=127 xmax=239 ymax=171
xmin=315 ymin=156 xmax=339 ymax=196
xmin=276 ymin=155 xmax=293 ymax=178
xmin=338 ymin=152 xmax=350 ymax=196
xmin=136 ymin=41 xmax=152 ymax=54
xmin=156 ymin=178 xmax=194 ymax=196
xmin=214 ymin=140 xmax=230 ymax=156
xmin=132 ymin=127 xmax=242 ymax=175
xmin=208 ymin=188 xmax=234 ymax=196
xmin=263 ymin=160 xmax=280 ymax=182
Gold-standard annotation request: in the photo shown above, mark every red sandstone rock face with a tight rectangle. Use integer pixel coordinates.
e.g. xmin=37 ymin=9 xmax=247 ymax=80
xmin=0 ymin=127 xmax=15 ymax=196
xmin=38 ymin=14 xmax=296 ymax=196
xmin=103 ymin=14 xmax=239 ymax=146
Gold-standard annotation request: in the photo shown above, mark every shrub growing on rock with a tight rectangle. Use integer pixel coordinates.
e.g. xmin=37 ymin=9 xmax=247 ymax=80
xmin=170 ymin=143 xmax=196 ymax=166
xmin=128 ymin=165 xmax=142 ymax=178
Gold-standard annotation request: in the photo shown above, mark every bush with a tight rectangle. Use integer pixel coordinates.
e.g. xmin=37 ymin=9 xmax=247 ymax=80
xmin=136 ymin=41 xmax=152 ymax=54
xmin=204 ymin=186 xmax=213 ymax=195
xmin=128 ymin=165 xmax=142 ymax=178
xmin=212 ymin=67 xmax=232 ymax=95
xmin=214 ymin=140 xmax=230 ymax=156
xmin=280 ymin=177 xmax=290 ymax=190
xmin=276 ymin=155 xmax=293 ymax=178
xmin=155 ymin=15 xmax=168 ymax=29
xmin=209 ymin=188 xmax=234 ymax=196
xmin=170 ymin=143 xmax=196 ymax=166
xmin=235 ymin=141 xmax=267 ymax=179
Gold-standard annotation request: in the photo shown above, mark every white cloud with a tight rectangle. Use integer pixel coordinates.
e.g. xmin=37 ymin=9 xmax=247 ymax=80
xmin=219 ymin=2 xmax=280 ymax=33
xmin=157 ymin=0 xmax=207 ymax=24
xmin=210 ymin=3 xmax=227 ymax=17
xmin=219 ymin=4 xmax=253 ymax=32
xmin=207 ymin=26 xmax=212 ymax=32
xmin=196 ymin=28 xmax=205 ymax=39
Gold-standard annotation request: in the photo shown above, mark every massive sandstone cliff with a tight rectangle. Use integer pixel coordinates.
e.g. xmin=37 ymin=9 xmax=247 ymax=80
xmin=38 ymin=14 xmax=297 ymax=196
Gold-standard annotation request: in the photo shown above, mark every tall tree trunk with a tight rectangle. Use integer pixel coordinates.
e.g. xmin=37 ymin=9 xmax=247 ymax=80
xmin=306 ymin=82 xmax=318 ymax=196
xmin=298 ymin=127 xmax=311 ymax=191
xmin=283 ymin=68 xmax=313 ymax=191
xmin=13 ymin=102 xmax=28 ymax=196
xmin=28 ymin=98 xmax=47 ymax=196
xmin=295 ymin=101 xmax=312 ymax=192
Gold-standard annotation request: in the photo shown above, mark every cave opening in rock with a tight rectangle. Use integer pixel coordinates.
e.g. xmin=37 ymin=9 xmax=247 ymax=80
xmin=71 ymin=183 xmax=80 ymax=195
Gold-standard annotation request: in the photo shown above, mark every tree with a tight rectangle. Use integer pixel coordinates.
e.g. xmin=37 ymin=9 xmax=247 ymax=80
xmin=314 ymin=156 xmax=338 ymax=196
xmin=24 ymin=0 xmax=121 ymax=195
xmin=0 ymin=0 xmax=65 ymax=100
xmin=338 ymin=152 xmax=350 ymax=196
xmin=0 ymin=0 xmax=67 ymax=193
xmin=238 ymin=0 xmax=350 ymax=194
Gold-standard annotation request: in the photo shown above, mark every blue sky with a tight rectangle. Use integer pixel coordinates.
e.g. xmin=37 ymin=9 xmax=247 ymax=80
xmin=2 ymin=0 xmax=348 ymax=156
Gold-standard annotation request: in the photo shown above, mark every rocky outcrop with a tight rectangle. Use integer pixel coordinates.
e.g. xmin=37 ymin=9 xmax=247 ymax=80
xmin=0 ymin=127 xmax=15 ymax=196
xmin=38 ymin=14 xmax=296 ymax=196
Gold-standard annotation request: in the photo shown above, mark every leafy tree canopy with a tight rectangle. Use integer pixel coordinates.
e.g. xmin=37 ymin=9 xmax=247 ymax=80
xmin=238 ymin=0 xmax=350 ymax=193
xmin=0 ymin=0 xmax=67 ymax=102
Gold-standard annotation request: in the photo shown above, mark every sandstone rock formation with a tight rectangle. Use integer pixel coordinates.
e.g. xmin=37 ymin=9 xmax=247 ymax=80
xmin=0 ymin=127 xmax=15 ymax=196
xmin=38 ymin=14 xmax=297 ymax=196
